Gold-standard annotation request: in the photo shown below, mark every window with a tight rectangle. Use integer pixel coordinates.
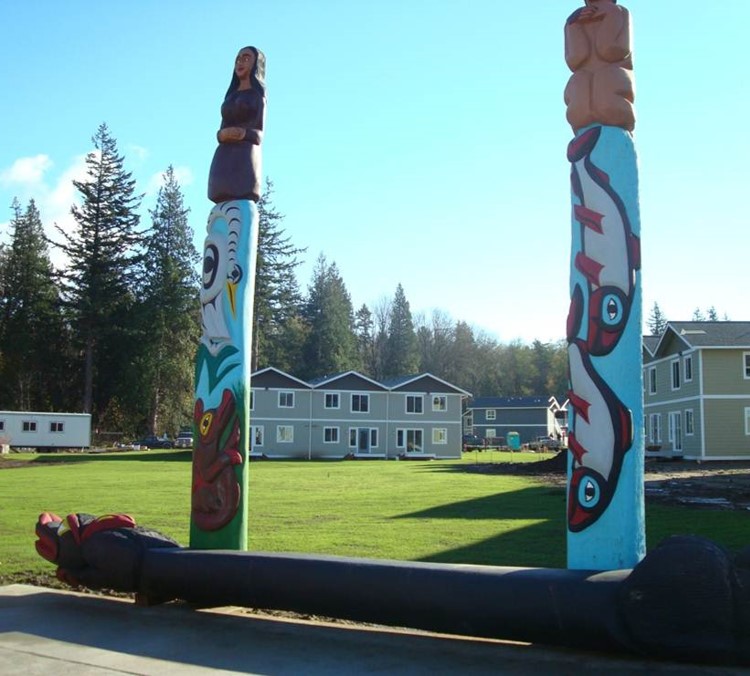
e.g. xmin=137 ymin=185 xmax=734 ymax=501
xmin=278 ymin=391 xmax=294 ymax=408
xmin=406 ymin=395 xmax=423 ymax=414
xmin=276 ymin=425 xmax=294 ymax=443
xmin=486 ymin=409 xmax=496 ymax=420
xmin=252 ymin=426 xmax=264 ymax=447
xmin=397 ymin=429 xmax=423 ymax=452
xmin=370 ymin=428 xmax=378 ymax=448
xmin=432 ymin=428 xmax=447 ymax=444
xmin=324 ymin=393 xmax=340 ymax=409
xmin=0 ymin=420 xmax=5 ymax=432
xmin=648 ymin=367 xmax=657 ymax=395
xmin=745 ymin=408 xmax=750 ymax=436
xmin=432 ymin=395 xmax=447 ymax=412
xmin=250 ymin=391 xmax=254 ymax=410
xmin=684 ymin=356 xmax=693 ymax=383
xmin=50 ymin=422 xmax=64 ymax=433
xmin=351 ymin=394 xmax=369 ymax=413
xmin=744 ymin=353 xmax=750 ymax=379
xmin=22 ymin=421 xmax=37 ymax=432
xmin=486 ymin=428 xmax=496 ymax=439
xmin=649 ymin=414 xmax=661 ymax=443
xmin=323 ymin=427 xmax=339 ymax=443
xmin=671 ymin=360 xmax=681 ymax=390
xmin=349 ymin=428 xmax=357 ymax=447
xmin=685 ymin=409 xmax=694 ymax=436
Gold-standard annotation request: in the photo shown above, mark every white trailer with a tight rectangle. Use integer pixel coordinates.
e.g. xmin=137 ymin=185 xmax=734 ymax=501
xmin=0 ymin=411 xmax=92 ymax=450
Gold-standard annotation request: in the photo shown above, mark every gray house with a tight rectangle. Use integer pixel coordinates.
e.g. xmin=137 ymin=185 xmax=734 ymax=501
xmin=250 ymin=368 xmax=470 ymax=459
xmin=643 ymin=321 xmax=750 ymax=461
xmin=464 ymin=396 xmax=567 ymax=445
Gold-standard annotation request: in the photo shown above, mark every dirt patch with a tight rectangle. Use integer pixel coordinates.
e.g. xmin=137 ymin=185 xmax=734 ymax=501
xmin=464 ymin=453 xmax=750 ymax=511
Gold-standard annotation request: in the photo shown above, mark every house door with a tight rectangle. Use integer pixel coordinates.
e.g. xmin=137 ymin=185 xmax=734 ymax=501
xmin=357 ymin=428 xmax=370 ymax=454
xmin=669 ymin=412 xmax=683 ymax=455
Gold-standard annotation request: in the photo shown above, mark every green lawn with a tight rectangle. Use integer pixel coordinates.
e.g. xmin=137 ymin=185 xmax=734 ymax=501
xmin=1 ymin=450 xmax=747 ymax=585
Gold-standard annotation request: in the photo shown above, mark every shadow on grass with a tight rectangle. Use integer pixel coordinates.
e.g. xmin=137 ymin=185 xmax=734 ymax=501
xmin=29 ymin=450 xmax=192 ymax=465
xmin=395 ymin=485 xmax=567 ymax=567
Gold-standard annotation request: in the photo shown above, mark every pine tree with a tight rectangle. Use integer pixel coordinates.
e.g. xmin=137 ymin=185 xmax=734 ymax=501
xmin=132 ymin=166 xmax=200 ymax=435
xmin=301 ymin=254 xmax=359 ymax=378
xmin=253 ymin=179 xmax=306 ymax=371
xmin=0 ymin=199 xmax=67 ymax=410
xmin=382 ymin=283 xmax=419 ymax=377
xmin=53 ymin=123 xmax=143 ymax=416
xmin=647 ymin=302 xmax=668 ymax=335
xmin=354 ymin=304 xmax=376 ymax=376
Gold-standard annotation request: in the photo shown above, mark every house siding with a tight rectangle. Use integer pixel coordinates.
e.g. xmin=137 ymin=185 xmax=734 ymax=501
xmin=703 ymin=398 xmax=750 ymax=458
xmin=702 ymin=350 xmax=749 ymax=395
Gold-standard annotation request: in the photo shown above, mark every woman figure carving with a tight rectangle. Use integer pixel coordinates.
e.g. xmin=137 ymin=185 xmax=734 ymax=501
xmin=564 ymin=0 xmax=635 ymax=132
xmin=208 ymin=46 xmax=266 ymax=203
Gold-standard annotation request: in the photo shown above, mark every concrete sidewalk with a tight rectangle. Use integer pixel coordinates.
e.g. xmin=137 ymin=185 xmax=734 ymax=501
xmin=0 ymin=584 xmax=742 ymax=675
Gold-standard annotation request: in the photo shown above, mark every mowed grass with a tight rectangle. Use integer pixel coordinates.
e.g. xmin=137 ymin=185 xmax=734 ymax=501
xmin=1 ymin=450 xmax=748 ymax=584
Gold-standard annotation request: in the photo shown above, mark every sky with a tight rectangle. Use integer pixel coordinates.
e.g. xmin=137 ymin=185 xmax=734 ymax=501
xmin=1 ymin=1 xmax=748 ymax=344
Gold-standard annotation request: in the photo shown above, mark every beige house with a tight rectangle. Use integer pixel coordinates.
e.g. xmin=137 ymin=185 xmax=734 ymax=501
xmin=642 ymin=322 xmax=750 ymax=461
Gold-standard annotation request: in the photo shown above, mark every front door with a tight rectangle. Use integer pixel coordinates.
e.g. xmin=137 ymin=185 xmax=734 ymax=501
xmin=358 ymin=428 xmax=370 ymax=454
xmin=669 ymin=412 xmax=683 ymax=454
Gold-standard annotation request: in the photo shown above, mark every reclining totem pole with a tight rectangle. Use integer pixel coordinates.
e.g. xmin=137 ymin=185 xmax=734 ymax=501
xmin=191 ymin=46 xmax=266 ymax=549
xmin=563 ymin=0 xmax=645 ymax=569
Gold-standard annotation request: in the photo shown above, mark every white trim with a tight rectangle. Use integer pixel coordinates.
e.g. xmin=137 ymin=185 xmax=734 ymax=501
xmin=350 ymin=393 xmax=370 ymax=414
xmin=278 ymin=391 xmax=295 ymax=408
xmin=276 ymin=425 xmax=294 ymax=443
xmin=486 ymin=410 xmax=497 ymax=420
xmin=323 ymin=426 xmax=340 ymax=443
xmin=745 ymin=407 xmax=750 ymax=436
xmin=743 ymin=352 xmax=750 ymax=380
xmin=684 ymin=409 xmax=694 ymax=436
xmin=251 ymin=366 xmax=312 ymax=389
xmin=648 ymin=366 xmax=657 ymax=395
xmin=670 ymin=359 xmax=681 ymax=391
xmin=405 ymin=395 xmax=424 ymax=414
xmin=683 ymin=454 xmax=750 ymax=461
xmin=324 ymin=392 xmax=341 ymax=410
xmin=683 ymin=355 xmax=693 ymax=383
xmin=252 ymin=425 xmax=264 ymax=447
xmin=431 ymin=395 xmax=448 ymax=412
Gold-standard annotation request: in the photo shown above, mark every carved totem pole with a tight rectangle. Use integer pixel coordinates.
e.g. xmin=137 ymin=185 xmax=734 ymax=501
xmin=563 ymin=1 xmax=645 ymax=569
xmin=191 ymin=46 xmax=266 ymax=549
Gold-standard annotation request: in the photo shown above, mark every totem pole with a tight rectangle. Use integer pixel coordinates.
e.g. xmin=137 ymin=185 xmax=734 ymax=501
xmin=191 ymin=46 xmax=266 ymax=549
xmin=563 ymin=1 xmax=645 ymax=569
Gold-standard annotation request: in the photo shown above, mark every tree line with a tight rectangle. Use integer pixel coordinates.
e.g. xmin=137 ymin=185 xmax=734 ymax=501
xmin=0 ymin=124 xmax=568 ymax=439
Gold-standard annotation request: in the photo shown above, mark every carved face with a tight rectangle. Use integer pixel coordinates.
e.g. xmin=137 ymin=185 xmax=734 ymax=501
xmin=235 ymin=48 xmax=256 ymax=80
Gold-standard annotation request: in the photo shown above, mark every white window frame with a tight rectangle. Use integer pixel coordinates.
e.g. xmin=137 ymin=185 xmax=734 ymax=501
xmin=249 ymin=390 xmax=254 ymax=411
xmin=50 ymin=421 xmax=65 ymax=433
xmin=351 ymin=394 xmax=369 ymax=413
xmin=432 ymin=395 xmax=447 ymax=412
xmin=432 ymin=428 xmax=448 ymax=444
xmin=348 ymin=428 xmax=357 ymax=447
xmin=324 ymin=392 xmax=340 ymax=409
xmin=396 ymin=428 xmax=424 ymax=452
xmin=276 ymin=425 xmax=294 ymax=443
xmin=22 ymin=421 xmax=37 ymax=433
xmin=670 ymin=359 xmax=681 ymax=390
xmin=486 ymin=428 xmax=496 ymax=439
xmin=486 ymin=409 xmax=496 ymax=421
xmin=745 ymin=408 xmax=750 ymax=436
xmin=370 ymin=428 xmax=378 ymax=448
xmin=323 ymin=426 xmax=339 ymax=444
xmin=278 ymin=391 xmax=295 ymax=408
xmin=744 ymin=353 xmax=750 ymax=380
xmin=648 ymin=367 xmax=657 ymax=395
xmin=406 ymin=395 xmax=423 ymax=414
xmin=252 ymin=425 xmax=264 ymax=447
xmin=684 ymin=409 xmax=694 ymax=436
xmin=649 ymin=414 xmax=661 ymax=443
xmin=683 ymin=356 xmax=693 ymax=383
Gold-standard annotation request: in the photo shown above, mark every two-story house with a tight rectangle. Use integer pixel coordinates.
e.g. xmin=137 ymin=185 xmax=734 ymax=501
xmin=250 ymin=367 xmax=470 ymax=459
xmin=464 ymin=396 xmax=567 ymax=445
xmin=643 ymin=321 xmax=750 ymax=460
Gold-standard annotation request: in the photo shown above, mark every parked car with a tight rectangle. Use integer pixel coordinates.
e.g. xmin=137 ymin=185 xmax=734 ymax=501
xmin=136 ymin=434 xmax=173 ymax=449
xmin=462 ymin=434 xmax=484 ymax=451
xmin=174 ymin=432 xmax=194 ymax=449
xmin=528 ymin=435 xmax=562 ymax=451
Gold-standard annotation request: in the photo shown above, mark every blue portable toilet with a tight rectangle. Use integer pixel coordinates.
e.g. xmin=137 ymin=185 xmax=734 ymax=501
xmin=507 ymin=431 xmax=521 ymax=451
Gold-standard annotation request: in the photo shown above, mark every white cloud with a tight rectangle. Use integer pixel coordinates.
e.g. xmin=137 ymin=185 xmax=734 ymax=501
xmin=127 ymin=144 xmax=149 ymax=164
xmin=145 ymin=165 xmax=195 ymax=196
xmin=0 ymin=154 xmax=53 ymax=189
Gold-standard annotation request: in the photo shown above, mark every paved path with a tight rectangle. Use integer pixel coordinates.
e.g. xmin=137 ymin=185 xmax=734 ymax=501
xmin=0 ymin=585 xmax=743 ymax=674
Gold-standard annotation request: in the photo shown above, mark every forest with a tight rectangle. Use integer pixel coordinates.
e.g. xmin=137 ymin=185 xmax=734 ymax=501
xmin=0 ymin=124 xmax=578 ymax=438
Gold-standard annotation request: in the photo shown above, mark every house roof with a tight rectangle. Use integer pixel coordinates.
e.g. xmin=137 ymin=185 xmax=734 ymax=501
xmin=642 ymin=335 xmax=661 ymax=356
xmin=651 ymin=321 xmax=750 ymax=357
xmin=309 ymin=371 xmax=387 ymax=391
xmin=251 ymin=367 xmax=312 ymax=389
xmin=380 ymin=373 xmax=471 ymax=396
xmin=468 ymin=396 xmax=550 ymax=409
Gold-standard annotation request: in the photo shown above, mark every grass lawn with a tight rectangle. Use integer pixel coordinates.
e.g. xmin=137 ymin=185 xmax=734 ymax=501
xmin=1 ymin=450 xmax=747 ymax=585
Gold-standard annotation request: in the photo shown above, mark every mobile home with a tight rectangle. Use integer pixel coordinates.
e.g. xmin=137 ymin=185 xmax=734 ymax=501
xmin=0 ymin=411 xmax=92 ymax=450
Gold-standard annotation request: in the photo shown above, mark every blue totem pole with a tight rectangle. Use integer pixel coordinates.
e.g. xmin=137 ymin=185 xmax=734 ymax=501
xmin=191 ymin=46 xmax=266 ymax=550
xmin=564 ymin=1 xmax=645 ymax=569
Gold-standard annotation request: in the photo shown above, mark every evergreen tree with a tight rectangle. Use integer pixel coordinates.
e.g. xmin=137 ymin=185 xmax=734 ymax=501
xmin=647 ymin=302 xmax=668 ymax=335
xmin=354 ymin=303 xmax=376 ymax=376
xmin=53 ymin=123 xmax=143 ymax=416
xmin=706 ymin=306 xmax=719 ymax=321
xmin=692 ymin=307 xmax=706 ymax=321
xmin=0 ymin=199 xmax=68 ymax=410
xmin=132 ymin=166 xmax=200 ymax=435
xmin=253 ymin=179 xmax=306 ymax=371
xmin=301 ymin=254 xmax=359 ymax=378
xmin=382 ymin=283 xmax=419 ymax=377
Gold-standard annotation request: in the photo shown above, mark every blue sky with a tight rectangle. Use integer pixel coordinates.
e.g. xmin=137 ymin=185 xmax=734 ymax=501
xmin=1 ymin=1 xmax=748 ymax=343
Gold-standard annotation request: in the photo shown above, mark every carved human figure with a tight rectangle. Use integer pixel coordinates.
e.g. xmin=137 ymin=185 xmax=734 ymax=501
xmin=208 ymin=46 xmax=266 ymax=203
xmin=564 ymin=0 xmax=635 ymax=132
